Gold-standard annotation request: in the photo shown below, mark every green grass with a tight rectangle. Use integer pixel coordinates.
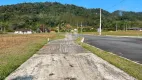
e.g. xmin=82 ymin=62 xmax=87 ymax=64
xmin=0 ymin=40 xmax=47 ymax=80
xmin=76 ymin=37 xmax=142 ymax=80
xmin=83 ymin=31 xmax=142 ymax=36
xmin=0 ymin=33 xmax=65 ymax=80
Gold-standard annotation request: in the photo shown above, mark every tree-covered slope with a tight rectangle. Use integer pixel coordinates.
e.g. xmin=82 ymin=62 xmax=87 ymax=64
xmin=0 ymin=2 xmax=142 ymax=32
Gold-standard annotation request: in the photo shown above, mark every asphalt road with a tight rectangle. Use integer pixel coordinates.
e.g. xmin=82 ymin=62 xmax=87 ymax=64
xmin=83 ymin=35 xmax=142 ymax=64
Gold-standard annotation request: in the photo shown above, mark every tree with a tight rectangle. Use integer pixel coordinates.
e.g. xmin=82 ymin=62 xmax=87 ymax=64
xmin=0 ymin=2 xmax=142 ymax=32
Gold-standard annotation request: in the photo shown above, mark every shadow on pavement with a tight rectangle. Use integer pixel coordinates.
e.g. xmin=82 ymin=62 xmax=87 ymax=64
xmin=12 ymin=75 xmax=33 ymax=80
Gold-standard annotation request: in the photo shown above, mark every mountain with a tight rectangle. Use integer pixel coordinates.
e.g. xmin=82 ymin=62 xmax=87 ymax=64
xmin=0 ymin=2 xmax=142 ymax=32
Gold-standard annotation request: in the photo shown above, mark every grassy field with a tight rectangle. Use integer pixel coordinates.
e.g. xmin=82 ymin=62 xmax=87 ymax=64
xmin=0 ymin=33 xmax=64 ymax=80
xmin=76 ymin=37 xmax=142 ymax=80
xmin=83 ymin=31 xmax=142 ymax=36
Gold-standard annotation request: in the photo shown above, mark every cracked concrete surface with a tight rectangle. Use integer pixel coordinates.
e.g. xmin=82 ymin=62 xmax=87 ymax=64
xmin=5 ymin=34 xmax=136 ymax=80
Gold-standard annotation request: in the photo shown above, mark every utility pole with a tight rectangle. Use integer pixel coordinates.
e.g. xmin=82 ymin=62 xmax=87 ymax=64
xmin=77 ymin=22 xmax=78 ymax=33
xmin=58 ymin=25 xmax=60 ymax=33
xmin=126 ymin=23 xmax=127 ymax=31
xmin=4 ymin=27 xmax=5 ymax=33
xmin=99 ymin=8 xmax=102 ymax=35
xmin=81 ymin=22 xmax=83 ymax=34
xmin=116 ymin=22 xmax=118 ymax=31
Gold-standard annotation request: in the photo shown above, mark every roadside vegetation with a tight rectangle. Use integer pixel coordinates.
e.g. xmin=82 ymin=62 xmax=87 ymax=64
xmin=0 ymin=33 xmax=64 ymax=80
xmin=83 ymin=31 xmax=142 ymax=36
xmin=76 ymin=37 xmax=142 ymax=80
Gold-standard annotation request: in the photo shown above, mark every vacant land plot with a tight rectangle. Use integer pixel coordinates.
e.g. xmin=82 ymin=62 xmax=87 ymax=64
xmin=83 ymin=31 xmax=142 ymax=36
xmin=6 ymin=34 xmax=135 ymax=80
xmin=0 ymin=33 xmax=63 ymax=80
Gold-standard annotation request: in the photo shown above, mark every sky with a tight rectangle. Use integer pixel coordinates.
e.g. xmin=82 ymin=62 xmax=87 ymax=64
xmin=0 ymin=0 xmax=142 ymax=12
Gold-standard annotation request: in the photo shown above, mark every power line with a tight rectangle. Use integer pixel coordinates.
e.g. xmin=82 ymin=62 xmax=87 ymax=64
xmin=106 ymin=0 xmax=126 ymax=10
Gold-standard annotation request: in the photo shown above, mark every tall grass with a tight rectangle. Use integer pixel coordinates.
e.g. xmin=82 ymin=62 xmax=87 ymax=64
xmin=0 ymin=33 xmax=63 ymax=80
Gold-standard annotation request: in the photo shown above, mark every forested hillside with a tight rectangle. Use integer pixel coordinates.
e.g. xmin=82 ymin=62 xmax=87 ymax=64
xmin=0 ymin=2 xmax=142 ymax=32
